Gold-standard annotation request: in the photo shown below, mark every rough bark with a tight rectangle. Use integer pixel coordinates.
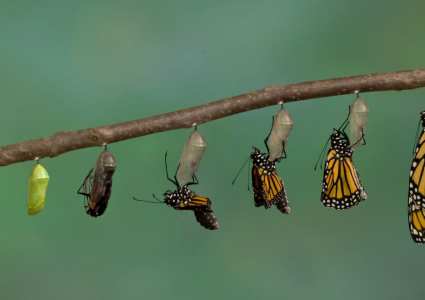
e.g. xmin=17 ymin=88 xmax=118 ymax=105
xmin=1 ymin=68 xmax=424 ymax=166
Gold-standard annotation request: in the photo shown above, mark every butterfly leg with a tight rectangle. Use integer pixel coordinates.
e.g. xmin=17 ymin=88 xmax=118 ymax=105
xmin=338 ymin=105 xmax=351 ymax=132
xmin=186 ymin=173 xmax=199 ymax=187
xmin=277 ymin=141 xmax=287 ymax=162
xmin=263 ymin=116 xmax=275 ymax=154
xmin=165 ymin=151 xmax=179 ymax=187
xmin=351 ymin=128 xmax=366 ymax=148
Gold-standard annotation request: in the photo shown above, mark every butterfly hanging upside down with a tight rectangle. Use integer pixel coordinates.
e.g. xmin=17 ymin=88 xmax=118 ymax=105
xmin=320 ymin=127 xmax=367 ymax=210
xmin=250 ymin=132 xmax=290 ymax=214
xmin=408 ymin=111 xmax=425 ymax=243
xmin=134 ymin=152 xmax=219 ymax=230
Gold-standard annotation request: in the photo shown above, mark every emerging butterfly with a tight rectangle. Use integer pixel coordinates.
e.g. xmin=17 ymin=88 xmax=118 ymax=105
xmin=134 ymin=152 xmax=219 ymax=230
xmin=78 ymin=147 xmax=117 ymax=217
xmin=318 ymin=122 xmax=367 ymax=210
xmin=408 ymin=111 xmax=425 ymax=243
xmin=251 ymin=147 xmax=290 ymax=214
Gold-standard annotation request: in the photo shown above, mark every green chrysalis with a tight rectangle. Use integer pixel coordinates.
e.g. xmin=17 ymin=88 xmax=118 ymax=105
xmin=27 ymin=163 xmax=49 ymax=215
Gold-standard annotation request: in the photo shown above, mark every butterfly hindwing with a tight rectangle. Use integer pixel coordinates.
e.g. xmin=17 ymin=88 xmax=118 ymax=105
xmin=409 ymin=129 xmax=425 ymax=209
xmin=252 ymin=166 xmax=266 ymax=207
xmin=273 ymin=175 xmax=290 ymax=214
xmin=251 ymin=148 xmax=290 ymax=213
xmin=408 ymin=196 xmax=425 ymax=243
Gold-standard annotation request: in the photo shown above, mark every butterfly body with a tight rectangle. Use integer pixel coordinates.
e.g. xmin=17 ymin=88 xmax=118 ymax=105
xmin=321 ymin=129 xmax=366 ymax=210
xmin=408 ymin=111 xmax=425 ymax=243
xmin=251 ymin=147 xmax=290 ymax=213
xmin=164 ymin=185 xmax=211 ymax=210
xmin=162 ymin=184 xmax=218 ymax=230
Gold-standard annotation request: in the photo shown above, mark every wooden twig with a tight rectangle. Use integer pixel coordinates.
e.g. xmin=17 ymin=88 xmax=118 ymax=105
xmin=1 ymin=68 xmax=425 ymax=166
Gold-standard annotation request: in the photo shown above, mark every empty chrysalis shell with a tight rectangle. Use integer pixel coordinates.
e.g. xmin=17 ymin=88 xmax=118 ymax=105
xmin=268 ymin=107 xmax=294 ymax=161
xmin=176 ymin=128 xmax=207 ymax=185
xmin=350 ymin=95 xmax=370 ymax=149
xmin=28 ymin=163 xmax=49 ymax=215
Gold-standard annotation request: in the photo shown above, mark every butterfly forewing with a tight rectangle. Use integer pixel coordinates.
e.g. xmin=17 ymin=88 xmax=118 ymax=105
xmin=409 ymin=197 xmax=425 ymax=243
xmin=251 ymin=148 xmax=290 ymax=213
xmin=408 ymin=112 xmax=425 ymax=243
xmin=252 ymin=167 xmax=266 ymax=207
xmin=409 ymin=129 xmax=425 ymax=209
xmin=321 ymin=131 xmax=366 ymax=210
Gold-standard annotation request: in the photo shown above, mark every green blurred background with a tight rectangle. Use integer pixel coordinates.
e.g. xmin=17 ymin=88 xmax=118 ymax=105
xmin=1 ymin=0 xmax=425 ymax=299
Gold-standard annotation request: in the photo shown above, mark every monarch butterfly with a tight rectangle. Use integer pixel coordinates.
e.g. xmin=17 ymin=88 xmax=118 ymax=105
xmin=408 ymin=111 xmax=425 ymax=243
xmin=251 ymin=147 xmax=290 ymax=214
xmin=27 ymin=162 xmax=49 ymax=215
xmin=319 ymin=128 xmax=367 ymax=210
xmin=78 ymin=147 xmax=117 ymax=217
xmin=176 ymin=126 xmax=207 ymax=186
xmin=134 ymin=152 xmax=219 ymax=230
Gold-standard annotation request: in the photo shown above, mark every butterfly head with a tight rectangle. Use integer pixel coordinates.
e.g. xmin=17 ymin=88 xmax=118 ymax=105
xmin=251 ymin=147 xmax=276 ymax=173
xmin=163 ymin=185 xmax=193 ymax=207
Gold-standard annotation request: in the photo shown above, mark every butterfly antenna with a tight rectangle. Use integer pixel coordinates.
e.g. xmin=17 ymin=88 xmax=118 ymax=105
xmin=350 ymin=128 xmax=366 ymax=148
xmin=263 ymin=116 xmax=274 ymax=154
xmin=338 ymin=105 xmax=351 ymax=133
xmin=165 ymin=151 xmax=178 ymax=187
xmin=247 ymin=158 xmax=251 ymax=191
xmin=413 ymin=118 xmax=422 ymax=156
xmin=232 ymin=155 xmax=251 ymax=185
xmin=314 ymin=137 xmax=330 ymax=170
xmin=133 ymin=194 xmax=164 ymax=204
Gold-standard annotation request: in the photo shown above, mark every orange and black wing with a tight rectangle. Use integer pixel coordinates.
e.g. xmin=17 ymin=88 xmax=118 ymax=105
xmin=252 ymin=166 xmax=266 ymax=207
xmin=175 ymin=195 xmax=219 ymax=230
xmin=252 ymin=166 xmax=290 ymax=213
xmin=409 ymin=129 xmax=425 ymax=243
xmin=176 ymin=195 xmax=211 ymax=210
xmin=408 ymin=197 xmax=425 ymax=243
xmin=321 ymin=149 xmax=366 ymax=210
xmin=409 ymin=130 xmax=425 ymax=208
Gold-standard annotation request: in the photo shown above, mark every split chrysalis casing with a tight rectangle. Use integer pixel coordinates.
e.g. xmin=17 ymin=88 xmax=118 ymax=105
xmin=268 ymin=107 xmax=294 ymax=161
xmin=350 ymin=96 xmax=369 ymax=149
xmin=176 ymin=128 xmax=207 ymax=186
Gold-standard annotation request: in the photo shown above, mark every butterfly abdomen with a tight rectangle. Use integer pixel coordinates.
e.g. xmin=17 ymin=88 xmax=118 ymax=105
xmin=194 ymin=207 xmax=219 ymax=230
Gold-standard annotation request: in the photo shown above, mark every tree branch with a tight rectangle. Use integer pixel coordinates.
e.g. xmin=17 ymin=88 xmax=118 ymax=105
xmin=1 ymin=68 xmax=425 ymax=167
